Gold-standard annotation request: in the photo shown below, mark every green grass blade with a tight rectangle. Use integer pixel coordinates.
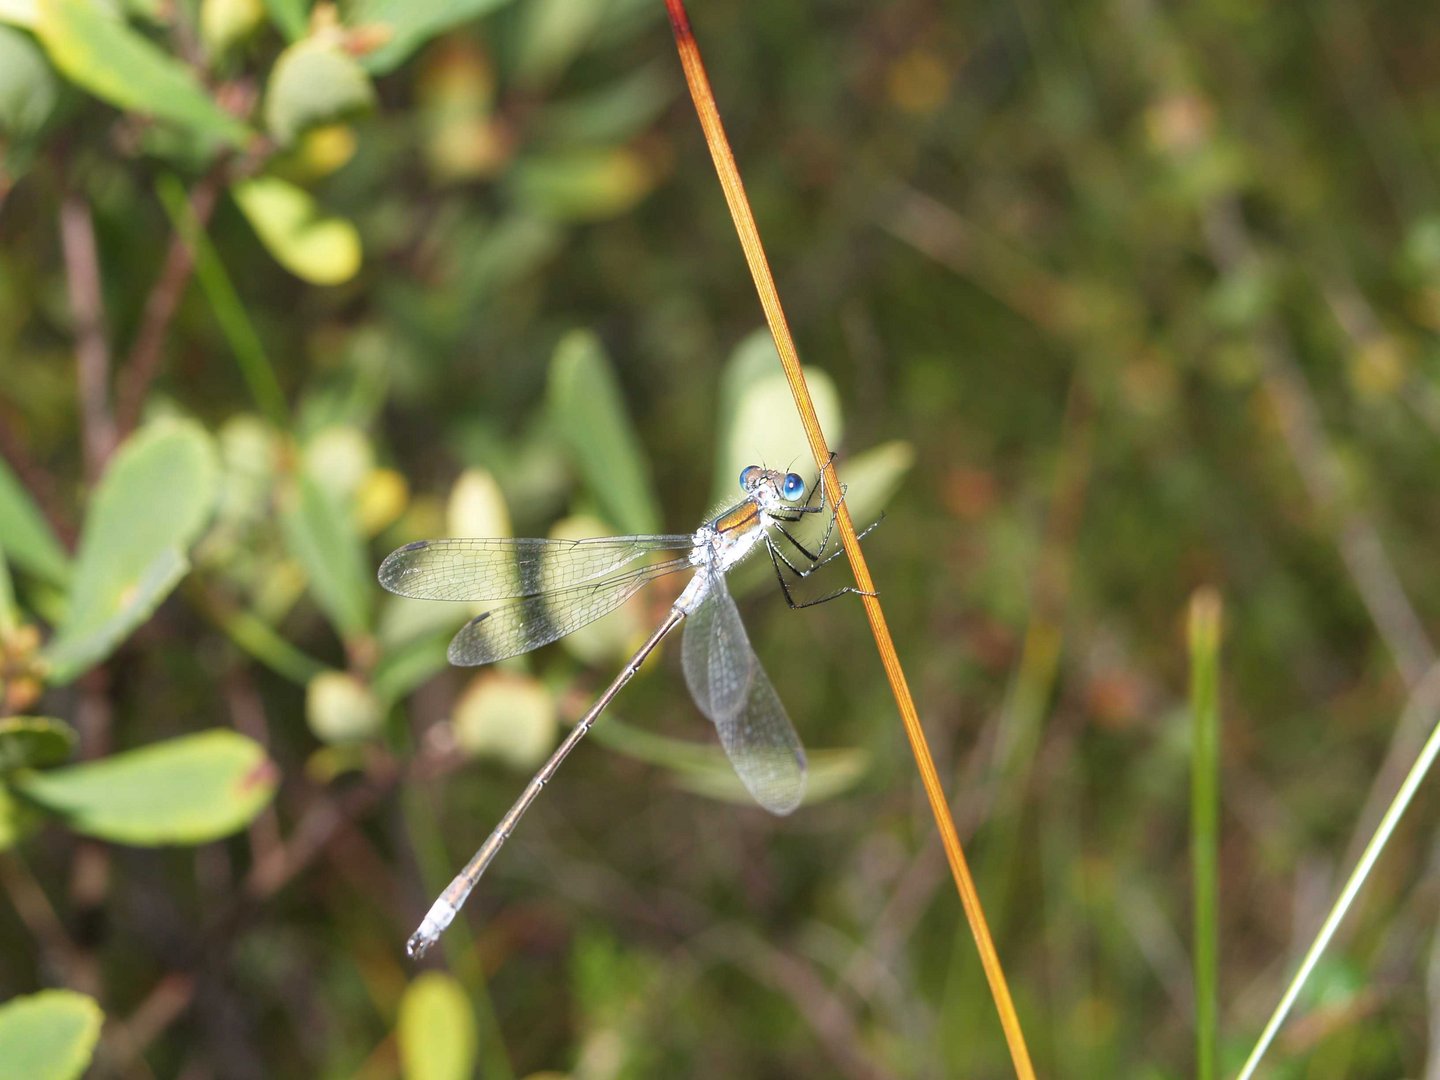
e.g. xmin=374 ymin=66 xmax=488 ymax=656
xmin=1237 ymin=669 xmax=1440 ymax=1079
xmin=1188 ymin=588 xmax=1221 ymax=1080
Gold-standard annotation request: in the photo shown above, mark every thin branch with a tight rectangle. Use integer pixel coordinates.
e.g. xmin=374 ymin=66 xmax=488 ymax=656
xmin=662 ymin=5 xmax=1036 ymax=1076
xmin=58 ymin=194 xmax=117 ymax=480
xmin=115 ymin=169 xmax=226 ymax=435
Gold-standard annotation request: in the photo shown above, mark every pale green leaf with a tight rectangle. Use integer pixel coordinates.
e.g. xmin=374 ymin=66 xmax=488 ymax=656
xmin=43 ymin=419 xmax=219 ymax=682
xmin=0 ymin=447 xmax=69 ymax=586
xmin=397 ymin=972 xmax=477 ymax=1080
xmin=0 ymin=783 xmax=42 ymax=849
xmin=0 ymin=716 xmax=77 ymax=771
xmin=264 ymin=37 xmax=374 ymax=145
xmin=278 ymin=469 xmax=372 ymax=639
xmin=718 ymin=333 xmax=843 ymax=504
xmin=200 ymin=0 xmax=265 ymax=55
xmin=0 ymin=24 xmax=58 ymax=137
xmin=260 ymin=0 xmax=306 ymax=40
xmin=13 ymin=730 xmax=278 ymax=844
xmin=509 ymin=147 xmax=655 ymax=223
xmin=836 ymin=440 xmax=914 ymax=527
xmin=233 ymin=175 xmax=362 ymax=285
xmin=0 ymin=0 xmax=36 ymax=28
xmin=305 ymin=670 xmax=382 ymax=743
xmin=452 ymin=671 xmax=556 ymax=769
xmin=347 ymin=0 xmax=515 ymax=75
xmin=591 ymin=717 xmax=868 ymax=807
xmin=0 ymin=990 xmax=102 ymax=1080
xmin=35 ymin=0 xmax=250 ymax=145
xmin=547 ymin=330 xmax=661 ymax=535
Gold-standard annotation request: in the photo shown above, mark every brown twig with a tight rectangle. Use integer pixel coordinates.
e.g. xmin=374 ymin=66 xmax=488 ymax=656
xmin=662 ymin=4 xmax=1036 ymax=1075
xmin=115 ymin=170 xmax=226 ymax=435
xmin=58 ymin=194 xmax=117 ymax=480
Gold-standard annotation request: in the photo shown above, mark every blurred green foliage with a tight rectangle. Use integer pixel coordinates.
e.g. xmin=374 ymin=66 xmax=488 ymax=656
xmin=2 ymin=0 xmax=1440 ymax=1076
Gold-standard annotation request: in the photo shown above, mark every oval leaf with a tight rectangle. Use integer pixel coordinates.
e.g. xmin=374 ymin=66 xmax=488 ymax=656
xmin=397 ymin=972 xmax=477 ymax=1080
xmin=547 ymin=331 xmax=661 ymax=535
xmin=0 ymin=783 xmax=42 ymax=849
xmin=43 ymin=419 xmax=219 ymax=683
xmin=13 ymin=730 xmax=278 ymax=845
xmin=0 ymin=990 xmax=102 ymax=1080
xmin=265 ymin=37 xmax=375 ymax=145
xmin=591 ymin=717 xmax=868 ymax=807
xmin=306 ymin=670 xmax=382 ymax=743
xmin=719 ymin=338 xmax=843 ymax=505
xmin=0 ymin=24 xmax=58 ymax=138
xmin=278 ymin=468 xmax=372 ymax=639
xmin=0 ymin=716 xmax=77 ymax=772
xmin=348 ymin=0 xmax=516 ymax=76
xmin=509 ymin=147 xmax=655 ymax=223
xmin=35 ymin=0 xmax=250 ymax=146
xmin=233 ymin=175 xmax=361 ymax=285
xmin=452 ymin=671 xmax=556 ymax=769
xmin=0 ymin=451 xmax=69 ymax=586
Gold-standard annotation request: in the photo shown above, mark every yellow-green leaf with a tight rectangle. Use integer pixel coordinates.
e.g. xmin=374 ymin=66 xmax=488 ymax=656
xmin=0 ymin=24 xmax=57 ymax=137
xmin=510 ymin=147 xmax=656 ymax=223
xmin=0 ymin=447 xmax=69 ymax=586
xmin=12 ymin=730 xmax=278 ymax=845
xmin=0 ymin=990 xmax=102 ymax=1080
xmin=0 ymin=716 xmax=77 ymax=771
xmin=43 ymin=419 xmax=219 ymax=683
xmin=397 ymin=972 xmax=477 ymax=1080
xmin=265 ymin=37 xmax=374 ymax=145
xmin=347 ymin=0 xmax=515 ymax=76
xmin=35 ymin=0 xmax=250 ymax=146
xmin=233 ymin=175 xmax=361 ymax=285
xmin=452 ymin=671 xmax=556 ymax=769
xmin=547 ymin=331 xmax=661 ymax=535
xmin=278 ymin=468 xmax=372 ymax=638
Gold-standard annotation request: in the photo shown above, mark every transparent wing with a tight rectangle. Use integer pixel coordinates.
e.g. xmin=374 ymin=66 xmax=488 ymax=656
xmin=682 ymin=576 xmax=806 ymax=815
xmin=448 ymin=558 xmax=691 ymax=666
xmin=379 ymin=535 xmax=694 ymax=602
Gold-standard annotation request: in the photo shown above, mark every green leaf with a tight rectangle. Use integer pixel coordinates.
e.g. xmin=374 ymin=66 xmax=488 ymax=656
xmin=347 ymin=0 xmax=515 ymax=75
xmin=836 ymin=440 xmax=914 ymax=527
xmin=397 ymin=971 xmax=477 ymax=1080
xmin=0 ymin=448 xmax=69 ymax=586
xmin=715 ymin=331 xmax=843 ymax=503
xmin=233 ymin=176 xmax=362 ymax=285
xmin=547 ymin=331 xmax=662 ymax=535
xmin=0 ymin=24 xmax=58 ymax=137
xmin=34 ymin=0 xmax=250 ymax=146
xmin=264 ymin=37 xmax=374 ymax=145
xmin=0 ymin=0 xmax=37 ymax=27
xmin=260 ymin=0 xmax=306 ymax=40
xmin=305 ymin=670 xmax=382 ymax=743
xmin=278 ymin=469 xmax=372 ymax=639
xmin=536 ymin=62 xmax=673 ymax=147
xmin=43 ymin=419 xmax=219 ymax=683
xmin=0 ymin=783 xmax=42 ymax=849
xmin=200 ymin=0 xmax=265 ymax=55
xmin=12 ymin=730 xmax=278 ymax=844
xmin=509 ymin=147 xmax=655 ymax=222
xmin=452 ymin=672 xmax=556 ymax=769
xmin=590 ymin=717 xmax=869 ymax=807
xmin=512 ymin=0 xmax=605 ymax=86
xmin=0 ymin=990 xmax=102 ymax=1080
xmin=0 ymin=716 xmax=77 ymax=771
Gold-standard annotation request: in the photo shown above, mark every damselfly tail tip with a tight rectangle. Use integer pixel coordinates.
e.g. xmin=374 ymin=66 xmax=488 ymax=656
xmin=405 ymin=930 xmax=435 ymax=959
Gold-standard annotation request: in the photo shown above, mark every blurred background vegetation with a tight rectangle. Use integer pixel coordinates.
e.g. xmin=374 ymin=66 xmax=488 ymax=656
xmin=2 ymin=0 xmax=1440 ymax=1076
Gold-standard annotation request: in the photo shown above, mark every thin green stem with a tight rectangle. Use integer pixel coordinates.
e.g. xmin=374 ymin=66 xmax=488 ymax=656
xmin=1237 ymin=661 xmax=1440 ymax=1079
xmin=1188 ymin=588 xmax=1221 ymax=1080
xmin=155 ymin=174 xmax=289 ymax=427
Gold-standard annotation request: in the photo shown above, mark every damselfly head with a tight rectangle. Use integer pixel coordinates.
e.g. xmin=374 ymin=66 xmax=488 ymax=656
xmin=740 ymin=464 xmax=807 ymax=507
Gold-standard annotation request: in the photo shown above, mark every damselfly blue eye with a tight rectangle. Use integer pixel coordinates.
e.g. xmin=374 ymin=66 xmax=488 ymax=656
xmin=783 ymin=473 xmax=805 ymax=500
xmin=739 ymin=465 xmax=759 ymax=489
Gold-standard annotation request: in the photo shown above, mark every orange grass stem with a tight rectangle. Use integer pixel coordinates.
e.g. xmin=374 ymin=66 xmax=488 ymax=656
xmin=663 ymin=4 xmax=1035 ymax=1076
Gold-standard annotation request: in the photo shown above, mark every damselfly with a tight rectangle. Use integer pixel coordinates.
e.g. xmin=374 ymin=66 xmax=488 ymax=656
xmin=380 ymin=462 xmax=870 ymax=958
